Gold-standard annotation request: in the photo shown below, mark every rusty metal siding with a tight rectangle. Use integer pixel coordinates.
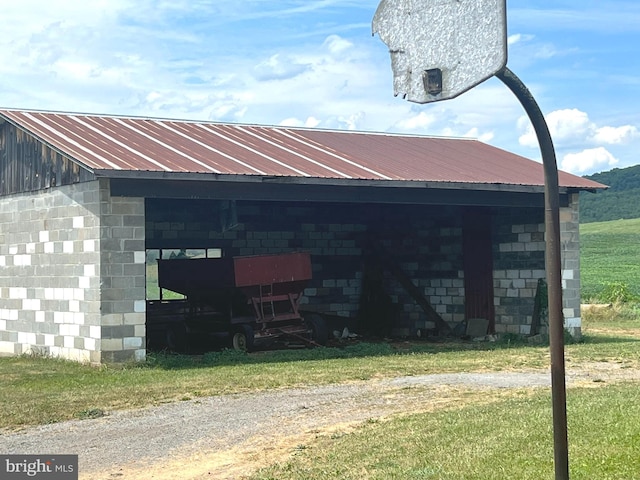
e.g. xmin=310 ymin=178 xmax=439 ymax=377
xmin=0 ymin=109 xmax=606 ymax=191
xmin=0 ymin=121 xmax=94 ymax=196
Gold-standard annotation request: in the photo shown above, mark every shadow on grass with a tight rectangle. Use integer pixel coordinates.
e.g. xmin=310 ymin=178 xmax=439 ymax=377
xmin=144 ymin=337 xmax=549 ymax=370
xmin=579 ymin=334 xmax=640 ymax=345
xmin=144 ymin=326 xmax=640 ymax=370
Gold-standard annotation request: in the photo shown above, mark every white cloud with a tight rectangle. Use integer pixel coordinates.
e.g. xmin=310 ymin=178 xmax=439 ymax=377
xmin=592 ymin=125 xmax=639 ymax=144
xmin=393 ymin=115 xmax=495 ymax=142
xmin=393 ymin=112 xmax=436 ymax=131
xmin=279 ymin=116 xmax=321 ymax=128
xmin=323 ymin=35 xmax=354 ymax=55
xmin=463 ymin=127 xmax=494 ymax=143
xmin=519 ymin=108 xmax=639 ymax=148
xmin=533 ymin=44 xmax=560 ymax=59
xmin=561 ymin=147 xmax=619 ymax=174
xmin=519 ymin=108 xmax=591 ymax=148
xmin=253 ymin=54 xmax=312 ymax=81
xmin=508 ymin=34 xmax=522 ymax=45
xmin=516 ymin=108 xmax=640 ymax=174
xmin=331 ymin=111 xmax=367 ymax=131
xmin=434 ymin=126 xmax=494 ymax=142
xmin=385 ymin=81 xmax=513 ymax=143
xmin=508 ymin=33 xmax=536 ymax=46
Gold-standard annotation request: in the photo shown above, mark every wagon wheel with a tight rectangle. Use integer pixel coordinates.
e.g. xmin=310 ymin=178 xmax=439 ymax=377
xmin=231 ymin=324 xmax=254 ymax=352
xmin=305 ymin=314 xmax=329 ymax=346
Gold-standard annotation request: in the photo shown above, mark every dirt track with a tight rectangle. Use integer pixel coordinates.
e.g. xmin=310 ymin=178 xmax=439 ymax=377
xmin=2 ymin=364 xmax=638 ymax=480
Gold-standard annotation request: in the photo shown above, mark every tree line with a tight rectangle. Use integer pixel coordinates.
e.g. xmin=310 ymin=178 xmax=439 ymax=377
xmin=579 ymin=164 xmax=640 ymax=223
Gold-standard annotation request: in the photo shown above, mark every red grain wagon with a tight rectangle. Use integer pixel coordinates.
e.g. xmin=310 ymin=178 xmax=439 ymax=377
xmin=146 ymin=252 xmax=328 ymax=352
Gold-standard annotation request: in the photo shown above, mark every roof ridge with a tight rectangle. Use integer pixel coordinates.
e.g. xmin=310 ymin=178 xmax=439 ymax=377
xmin=0 ymin=107 xmax=470 ymax=141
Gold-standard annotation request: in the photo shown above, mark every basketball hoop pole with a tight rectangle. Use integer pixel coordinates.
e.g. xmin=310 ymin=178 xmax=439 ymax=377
xmin=496 ymin=66 xmax=569 ymax=480
xmin=373 ymin=4 xmax=570 ymax=476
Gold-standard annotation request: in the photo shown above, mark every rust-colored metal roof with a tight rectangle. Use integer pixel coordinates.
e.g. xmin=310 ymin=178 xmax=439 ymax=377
xmin=0 ymin=109 xmax=605 ymax=190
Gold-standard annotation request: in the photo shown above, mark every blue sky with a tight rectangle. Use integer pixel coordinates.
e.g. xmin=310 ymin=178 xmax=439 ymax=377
xmin=1 ymin=0 xmax=638 ymax=176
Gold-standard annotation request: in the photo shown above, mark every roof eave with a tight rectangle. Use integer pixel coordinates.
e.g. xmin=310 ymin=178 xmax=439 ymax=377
xmin=93 ymin=168 xmax=557 ymax=194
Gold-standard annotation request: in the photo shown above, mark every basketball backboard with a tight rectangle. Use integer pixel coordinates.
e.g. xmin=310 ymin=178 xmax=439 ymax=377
xmin=373 ymin=0 xmax=507 ymax=103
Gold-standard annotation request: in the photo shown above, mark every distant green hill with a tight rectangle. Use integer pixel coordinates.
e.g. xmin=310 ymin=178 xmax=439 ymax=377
xmin=579 ymin=164 xmax=640 ymax=223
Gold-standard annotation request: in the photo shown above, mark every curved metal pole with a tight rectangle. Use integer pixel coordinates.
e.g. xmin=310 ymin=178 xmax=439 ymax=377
xmin=495 ymin=66 xmax=569 ymax=480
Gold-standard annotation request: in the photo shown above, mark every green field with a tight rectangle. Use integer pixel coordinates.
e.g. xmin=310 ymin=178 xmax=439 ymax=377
xmin=580 ymin=218 xmax=640 ymax=301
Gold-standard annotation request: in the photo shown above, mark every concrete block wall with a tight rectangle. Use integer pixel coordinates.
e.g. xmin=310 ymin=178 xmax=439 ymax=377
xmin=146 ymin=200 xmax=466 ymax=336
xmin=423 ymin=274 xmax=466 ymax=329
xmin=376 ymin=223 xmax=465 ymax=335
xmin=0 ymin=181 xmax=102 ymax=362
xmin=0 ymin=179 xmax=146 ymax=363
xmin=492 ymin=199 xmax=582 ymax=337
xmin=560 ymin=194 xmax=582 ymax=337
xmin=99 ymin=182 xmax=146 ymax=363
xmin=493 ymin=214 xmax=547 ymax=335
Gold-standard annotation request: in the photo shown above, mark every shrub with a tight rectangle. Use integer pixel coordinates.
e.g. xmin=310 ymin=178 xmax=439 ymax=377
xmin=599 ymin=282 xmax=635 ymax=304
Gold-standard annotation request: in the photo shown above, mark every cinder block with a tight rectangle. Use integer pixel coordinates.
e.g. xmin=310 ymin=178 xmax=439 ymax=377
xmin=102 ymin=349 xmax=136 ymax=362
xmin=101 ymin=325 xmax=134 ymax=340
xmin=89 ymin=326 xmax=101 ymax=339
xmin=124 ymin=313 xmax=145 ymax=326
xmin=60 ymin=324 xmax=80 ymax=336
xmin=123 ymin=337 xmax=143 ymax=349
xmin=521 ymin=288 xmax=534 ymax=298
xmin=123 ymin=239 xmax=144 ymax=251
xmin=101 ymin=338 xmax=124 ymax=351
xmin=518 ymin=233 xmax=532 ymax=243
xmin=102 ymin=314 xmax=124 ymax=326
xmin=512 ymin=243 xmax=525 ymax=252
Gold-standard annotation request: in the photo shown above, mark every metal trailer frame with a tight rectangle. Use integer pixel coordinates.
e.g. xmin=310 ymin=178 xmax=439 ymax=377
xmin=147 ymin=252 xmax=327 ymax=352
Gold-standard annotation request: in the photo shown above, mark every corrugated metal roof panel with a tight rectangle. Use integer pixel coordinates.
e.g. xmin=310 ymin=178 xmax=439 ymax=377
xmin=0 ymin=109 xmax=605 ymax=190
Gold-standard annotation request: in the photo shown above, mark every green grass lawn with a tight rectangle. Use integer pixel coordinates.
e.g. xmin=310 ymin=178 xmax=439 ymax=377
xmin=1 ymin=312 xmax=638 ymax=430
xmin=249 ymin=383 xmax=640 ymax=480
xmin=1 ymin=309 xmax=638 ymax=478
xmin=0 ymin=341 xmax=547 ymax=429
xmin=580 ymin=218 xmax=640 ymax=300
xmin=247 ymin=312 xmax=640 ymax=480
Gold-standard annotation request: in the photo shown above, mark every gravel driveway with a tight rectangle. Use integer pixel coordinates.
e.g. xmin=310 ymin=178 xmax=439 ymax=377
xmin=1 ymin=367 xmax=637 ymax=480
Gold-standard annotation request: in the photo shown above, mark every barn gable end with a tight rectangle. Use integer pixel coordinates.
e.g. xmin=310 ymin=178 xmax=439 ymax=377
xmin=0 ymin=119 xmax=94 ymax=196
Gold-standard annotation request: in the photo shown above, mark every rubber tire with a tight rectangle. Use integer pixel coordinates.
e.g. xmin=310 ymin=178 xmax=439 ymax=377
xmin=231 ymin=324 xmax=254 ymax=352
xmin=306 ymin=314 xmax=329 ymax=346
